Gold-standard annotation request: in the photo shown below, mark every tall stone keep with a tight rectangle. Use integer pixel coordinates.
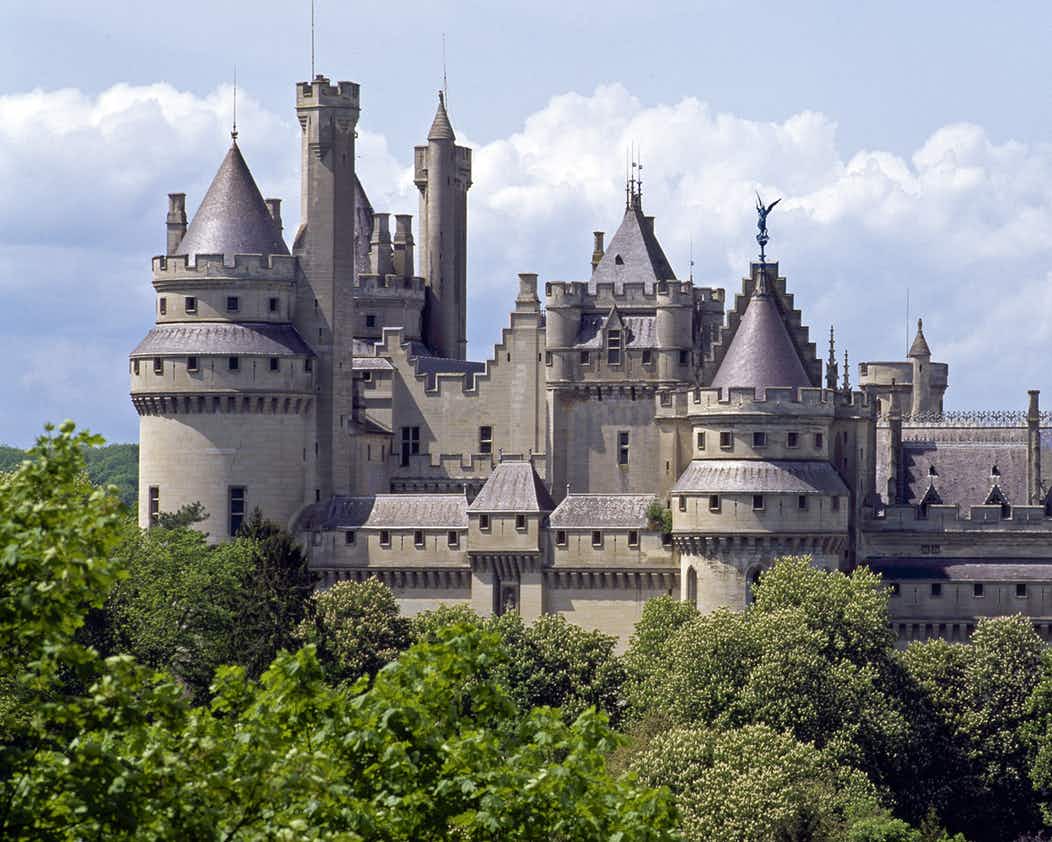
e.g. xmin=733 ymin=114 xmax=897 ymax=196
xmin=293 ymin=75 xmax=361 ymax=499
xmin=414 ymin=91 xmax=472 ymax=359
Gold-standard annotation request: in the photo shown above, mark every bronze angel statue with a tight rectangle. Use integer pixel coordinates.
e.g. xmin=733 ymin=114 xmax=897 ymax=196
xmin=755 ymin=193 xmax=780 ymax=261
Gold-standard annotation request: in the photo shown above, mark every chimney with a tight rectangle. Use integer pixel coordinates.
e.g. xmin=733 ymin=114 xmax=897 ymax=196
xmin=166 ymin=193 xmax=187 ymax=255
xmin=516 ymin=272 xmax=540 ymax=313
xmin=392 ymin=214 xmax=415 ymax=277
xmin=265 ymin=198 xmax=283 ymax=234
xmin=591 ymin=231 xmax=605 ymax=271
xmin=1028 ymin=390 xmax=1042 ymax=505
xmin=369 ymin=213 xmax=393 ymax=275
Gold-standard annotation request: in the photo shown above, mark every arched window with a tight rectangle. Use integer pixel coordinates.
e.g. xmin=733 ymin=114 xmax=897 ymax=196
xmin=686 ymin=566 xmax=697 ymax=606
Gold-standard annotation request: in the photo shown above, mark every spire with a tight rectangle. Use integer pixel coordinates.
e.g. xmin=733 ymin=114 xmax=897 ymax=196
xmin=173 ymin=142 xmax=288 ymax=260
xmin=842 ymin=348 xmax=850 ymax=391
xmin=231 ymin=66 xmax=238 ymax=143
xmin=908 ymin=317 xmax=931 ymax=358
xmin=428 ymin=90 xmax=456 ymax=141
xmin=825 ymin=325 xmax=838 ymax=389
xmin=590 ymin=202 xmax=676 ymax=288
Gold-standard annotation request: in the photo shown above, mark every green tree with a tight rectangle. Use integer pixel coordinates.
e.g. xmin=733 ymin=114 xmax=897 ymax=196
xmin=154 ymin=500 xmax=209 ymax=529
xmin=622 ymin=595 xmax=698 ymax=724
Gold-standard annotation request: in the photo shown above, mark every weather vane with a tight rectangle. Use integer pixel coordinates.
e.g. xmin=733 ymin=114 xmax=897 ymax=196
xmin=755 ymin=192 xmax=780 ymax=263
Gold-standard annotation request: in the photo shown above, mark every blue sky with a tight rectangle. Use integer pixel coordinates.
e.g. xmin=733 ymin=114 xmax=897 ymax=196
xmin=2 ymin=1 xmax=1051 ymax=445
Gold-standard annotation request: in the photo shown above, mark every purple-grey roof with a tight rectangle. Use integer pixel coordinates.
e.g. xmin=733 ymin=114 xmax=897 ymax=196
xmin=175 ymin=143 xmax=289 ymax=261
xmin=575 ymin=314 xmax=656 ymax=349
xmin=469 ymin=461 xmax=556 ymax=513
xmin=865 ymin=558 xmax=1052 ymax=582
xmin=672 ymin=459 xmax=849 ymax=495
xmin=710 ymin=291 xmax=812 ymax=391
xmin=550 ymin=494 xmax=656 ymax=529
xmin=908 ymin=320 xmax=932 ymax=358
xmin=591 ymin=207 xmax=675 ymax=290
xmin=901 ymin=440 xmax=1025 ymax=508
xmin=130 ymin=322 xmax=314 ymax=357
xmin=427 ymin=92 xmax=456 ymax=141
xmin=298 ymin=494 xmax=468 ymax=531
xmin=352 ymin=357 xmax=393 ymax=370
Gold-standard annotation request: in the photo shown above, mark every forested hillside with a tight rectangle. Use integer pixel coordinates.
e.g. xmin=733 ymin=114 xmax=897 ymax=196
xmin=0 ymin=441 xmax=137 ymax=506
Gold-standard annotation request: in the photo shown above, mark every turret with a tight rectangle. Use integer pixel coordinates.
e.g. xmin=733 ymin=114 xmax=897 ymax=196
xmin=392 ymin=214 xmax=415 ymax=277
xmin=908 ymin=318 xmax=934 ymax=416
xmin=414 ymin=91 xmax=472 ymax=359
xmin=591 ymin=231 xmax=605 ymax=271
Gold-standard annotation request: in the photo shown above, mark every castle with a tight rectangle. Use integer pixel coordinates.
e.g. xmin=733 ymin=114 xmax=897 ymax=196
xmin=131 ymin=72 xmax=1052 ymax=647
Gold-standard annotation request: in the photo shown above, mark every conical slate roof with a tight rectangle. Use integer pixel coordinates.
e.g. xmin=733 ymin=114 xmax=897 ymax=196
xmin=427 ymin=92 xmax=456 ymax=141
xmin=908 ymin=319 xmax=931 ymax=358
xmin=175 ymin=142 xmax=288 ymax=260
xmin=591 ymin=207 xmax=675 ymax=290
xmin=710 ymin=289 xmax=811 ymax=391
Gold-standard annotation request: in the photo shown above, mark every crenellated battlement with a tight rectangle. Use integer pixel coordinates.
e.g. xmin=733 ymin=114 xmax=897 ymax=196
xmin=353 ymin=273 xmax=426 ymax=296
xmin=656 ymin=385 xmax=872 ymax=419
xmin=545 ymin=278 xmax=709 ymax=307
xmin=295 ymin=76 xmax=360 ymax=108
xmin=153 ymin=253 xmax=298 ymax=283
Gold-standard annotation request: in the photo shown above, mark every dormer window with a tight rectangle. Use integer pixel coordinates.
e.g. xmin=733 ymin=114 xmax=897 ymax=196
xmin=607 ymin=329 xmax=622 ymax=365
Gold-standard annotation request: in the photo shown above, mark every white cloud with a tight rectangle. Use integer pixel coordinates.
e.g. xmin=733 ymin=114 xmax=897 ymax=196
xmin=1 ymin=80 xmax=1050 ymax=444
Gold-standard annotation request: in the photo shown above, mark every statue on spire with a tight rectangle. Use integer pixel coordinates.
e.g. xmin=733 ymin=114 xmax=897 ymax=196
xmin=755 ymin=193 xmax=780 ymax=263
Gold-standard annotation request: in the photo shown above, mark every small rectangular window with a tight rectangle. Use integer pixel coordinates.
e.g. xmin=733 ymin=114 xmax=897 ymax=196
xmin=228 ymin=357 xmax=239 ymax=371
xmin=697 ymin=431 xmax=706 ymax=451
xmin=591 ymin=530 xmax=602 ymax=548
xmin=679 ymin=349 xmax=689 ymax=365
xmin=228 ymin=486 xmax=245 ymax=537
xmin=304 ymin=358 xmax=313 ymax=372
xmin=479 ymin=426 xmax=493 ymax=455
xmin=753 ymin=494 xmax=765 ymax=511
xmin=479 ymin=514 xmax=490 ymax=531
xmin=187 ymin=356 xmax=198 ymax=372
xmin=607 ymin=329 xmax=622 ymax=365
xmin=269 ymin=357 xmax=279 ymax=372
xmin=379 ymin=530 xmax=391 ymax=548
xmin=1017 ymin=583 xmax=1028 ymax=598
xmin=831 ymin=496 xmax=841 ymax=511
xmin=974 ymin=583 xmax=985 ymax=598
xmin=580 ymin=350 xmax=590 ymax=364
xmin=556 ymin=530 xmax=567 ymax=547
xmin=226 ymin=296 xmax=239 ymax=312
xmin=159 ymin=297 xmax=167 ymax=315
xmin=753 ymin=431 xmax=767 ymax=448
xmin=545 ymin=351 xmax=552 ymax=366
xmin=153 ymin=358 xmax=163 ymax=375
xmin=617 ymin=431 xmax=630 ymax=466
xmin=628 ymin=530 xmax=639 ymax=548
xmin=814 ymin=432 xmax=824 ymax=449
xmin=345 ymin=531 xmax=356 ymax=545
xmin=400 ymin=426 xmax=420 ymax=467
xmin=890 ymin=582 xmax=901 ymax=597
xmin=448 ymin=530 xmax=460 ymax=549
xmin=515 ymin=514 xmax=526 ymax=532
xmin=414 ymin=530 xmax=424 ymax=549
xmin=184 ymin=296 xmax=197 ymax=314
xmin=798 ymin=494 xmax=808 ymax=510
xmin=133 ymin=359 xmax=140 ymax=375
xmin=787 ymin=431 xmax=799 ymax=448
xmin=268 ymin=297 xmax=279 ymax=313
xmin=361 ymin=370 xmax=372 ymax=382
xmin=709 ymin=494 xmax=721 ymax=512
xmin=719 ymin=431 xmax=733 ymax=450
xmin=931 ymin=583 xmax=942 ymax=598
xmin=366 ymin=314 xmax=376 ymax=328
xmin=148 ymin=486 xmax=160 ymax=525
xmin=642 ymin=349 xmax=653 ymax=365
xmin=679 ymin=495 xmax=687 ymax=512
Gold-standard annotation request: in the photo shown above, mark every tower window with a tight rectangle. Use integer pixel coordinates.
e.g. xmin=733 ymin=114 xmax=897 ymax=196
xmin=153 ymin=358 xmax=163 ymax=375
xmin=628 ymin=530 xmax=639 ymax=548
xmin=269 ymin=357 xmax=279 ymax=372
xmin=831 ymin=496 xmax=841 ymax=511
xmin=379 ymin=530 xmax=391 ymax=548
xmin=545 ymin=352 xmax=552 ymax=366
xmin=133 ymin=359 xmax=140 ymax=375
xmin=159 ymin=297 xmax=167 ymax=315
xmin=580 ymin=350 xmax=590 ymax=364
xmin=607 ymin=329 xmax=622 ymax=365
xmin=304 ymin=358 xmax=313 ymax=372
xmin=345 ymin=530 xmax=356 ymax=545
xmin=974 ymin=583 xmax=984 ymax=598
xmin=448 ymin=530 xmax=460 ymax=549
xmin=184 ymin=296 xmax=197 ymax=314
xmin=753 ymin=494 xmax=765 ymax=511
xmin=591 ymin=530 xmax=602 ymax=548
xmin=479 ymin=426 xmax=493 ymax=455
xmin=228 ymin=486 xmax=245 ymax=536
xmin=148 ymin=486 xmax=160 ymax=526
xmin=679 ymin=350 xmax=690 ymax=366
xmin=228 ymin=357 xmax=239 ymax=371
xmin=515 ymin=514 xmax=527 ymax=532
xmin=1017 ymin=583 xmax=1028 ymax=598
xmin=930 ymin=583 xmax=942 ymax=598
xmin=697 ymin=431 xmax=706 ymax=451
xmin=414 ymin=530 xmax=424 ymax=549
xmin=787 ymin=431 xmax=799 ymax=448
xmin=268 ymin=297 xmax=279 ymax=313
xmin=226 ymin=296 xmax=239 ymax=313
xmin=400 ymin=426 xmax=420 ymax=467
xmin=361 ymin=370 xmax=371 ymax=382
xmin=186 ymin=356 xmax=198 ymax=372
xmin=798 ymin=494 xmax=808 ymax=510
xmin=709 ymin=494 xmax=721 ymax=512
xmin=679 ymin=496 xmax=687 ymax=512
xmin=617 ymin=431 xmax=630 ymax=466
xmin=814 ymin=432 xmax=824 ymax=449
xmin=366 ymin=314 xmax=376 ymax=328
xmin=753 ymin=431 xmax=767 ymax=447
xmin=556 ymin=530 xmax=567 ymax=547
xmin=642 ymin=349 xmax=653 ymax=365
xmin=719 ymin=431 xmax=733 ymax=450
xmin=479 ymin=514 xmax=490 ymax=531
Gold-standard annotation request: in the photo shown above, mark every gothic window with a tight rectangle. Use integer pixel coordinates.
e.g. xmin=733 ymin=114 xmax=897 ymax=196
xmin=345 ymin=531 xmax=356 ymax=545
xmin=679 ymin=496 xmax=687 ymax=512
xmin=304 ymin=358 xmax=313 ymax=372
xmin=366 ymin=314 xmax=376 ymax=328
xmin=985 ymin=482 xmax=1011 ymax=517
xmin=930 ymin=583 xmax=942 ymax=598
xmin=479 ymin=426 xmax=493 ymax=455
xmin=642 ymin=349 xmax=653 ymax=365
xmin=607 ymin=329 xmax=622 ymax=365
xmin=973 ymin=583 xmax=984 ymax=598
xmin=479 ymin=514 xmax=490 ymax=531
xmin=814 ymin=432 xmax=824 ymax=450
xmin=1017 ymin=583 xmax=1028 ymax=598
xmin=228 ymin=487 xmax=245 ymax=536
xmin=269 ymin=297 xmax=279 ymax=313
xmin=133 ymin=360 xmax=140 ymax=375
xmin=831 ymin=496 xmax=841 ymax=511
xmin=617 ymin=431 xmax=630 ymax=466
xmin=153 ymin=358 xmax=163 ymax=375
xmin=798 ymin=495 xmax=808 ymax=510
xmin=679 ymin=350 xmax=689 ymax=366
xmin=591 ymin=530 xmax=602 ymax=548
xmin=614 ymin=255 xmax=624 ymax=265
xmin=580 ymin=350 xmax=590 ymax=365
xmin=687 ymin=567 xmax=697 ymax=606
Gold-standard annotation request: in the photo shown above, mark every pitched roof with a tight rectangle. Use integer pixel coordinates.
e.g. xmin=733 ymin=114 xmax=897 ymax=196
xmin=865 ymin=558 xmax=1052 ymax=582
xmin=468 ymin=461 xmax=556 ymax=513
xmin=427 ymin=92 xmax=456 ymax=141
xmin=710 ymin=289 xmax=812 ymax=391
xmin=175 ymin=143 xmax=288 ymax=260
xmin=297 ymin=494 xmax=468 ymax=531
xmin=672 ymin=459 xmax=849 ymax=495
xmin=575 ymin=313 xmax=656 ymax=349
xmin=550 ymin=495 xmax=656 ymax=529
xmin=908 ymin=319 xmax=932 ymax=358
xmin=130 ymin=322 xmax=314 ymax=357
xmin=590 ymin=207 xmax=675 ymax=290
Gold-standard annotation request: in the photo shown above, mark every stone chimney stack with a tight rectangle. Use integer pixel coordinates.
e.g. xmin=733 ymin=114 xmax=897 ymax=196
xmin=887 ymin=386 xmax=904 ymax=504
xmin=392 ymin=214 xmax=415 ymax=277
xmin=1028 ymin=389 xmax=1042 ymax=505
xmin=265 ymin=198 xmax=283 ymax=235
xmin=369 ymin=213 xmax=394 ymax=275
xmin=515 ymin=272 xmax=540 ymax=313
xmin=591 ymin=231 xmax=605 ymax=271
xmin=166 ymin=193 xmax=187 ymax=255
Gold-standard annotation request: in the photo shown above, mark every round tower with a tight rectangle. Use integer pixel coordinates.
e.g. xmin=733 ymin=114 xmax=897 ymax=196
xmin=131 ymin=139 xmax=316 ymax=539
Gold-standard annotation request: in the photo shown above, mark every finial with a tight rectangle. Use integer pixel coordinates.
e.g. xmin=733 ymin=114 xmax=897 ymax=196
xmin=755 ymin=192 xmax=780 ymax=264
xmin=825 ymin=325 xmax=838 ymax=390
xmin=231 ymin=65 xmax=238 ymax=143
xmin=917 ymin=317 xmax=924 ymax=333
xmin=842 ymin=349 xmax=850 ymax=391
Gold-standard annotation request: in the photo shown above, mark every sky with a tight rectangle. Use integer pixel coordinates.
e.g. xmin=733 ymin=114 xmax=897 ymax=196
xmin=1 ymin=0 xmax=1051 ymax=446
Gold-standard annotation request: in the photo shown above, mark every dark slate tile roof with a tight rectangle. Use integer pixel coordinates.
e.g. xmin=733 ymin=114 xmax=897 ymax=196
xmin=710 ymin=290 xmax=812 ymax=391
xmin=175 ymin=143 xmax=289 ymax=260
xmin=575 ymin=314 xmax=656 ymax=349
xmin=672 ymin=459 xmax=849 ymax=495
xmin=908 ymin=319 xmax=932 ymax=358
xmin=130 ymin=322 xmax=314 ymax=357
xmin=352 ymin=357 xmax=393 ymax=370
xmin=902 ymin=440 xmax=1026 ymax=507
xmin=865 ymin=558 xmax=1052 ymax=582
xmin=590 ymin=207 xmax=675 ymax=290
xmin=550 ymin=494 xmax=656 ymax=529
xmin=414 ymin=355 xmax=486 ymax=377
xmin=297 ymin=494 xmax=468 ymax=531
xmin=468 ymin=461 xmax=556 ymax=513
xmin=427 ymin=92 xmax=456 ymax=141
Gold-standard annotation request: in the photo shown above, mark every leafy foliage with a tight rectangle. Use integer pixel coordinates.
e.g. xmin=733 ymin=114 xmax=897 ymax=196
xmin=645 ymin=500 xmax=672 ymax=534
xmin=0 ymin=440 xmax=138 ymax=507
xmin=622 ymin=595 xmax=699 ymax=724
